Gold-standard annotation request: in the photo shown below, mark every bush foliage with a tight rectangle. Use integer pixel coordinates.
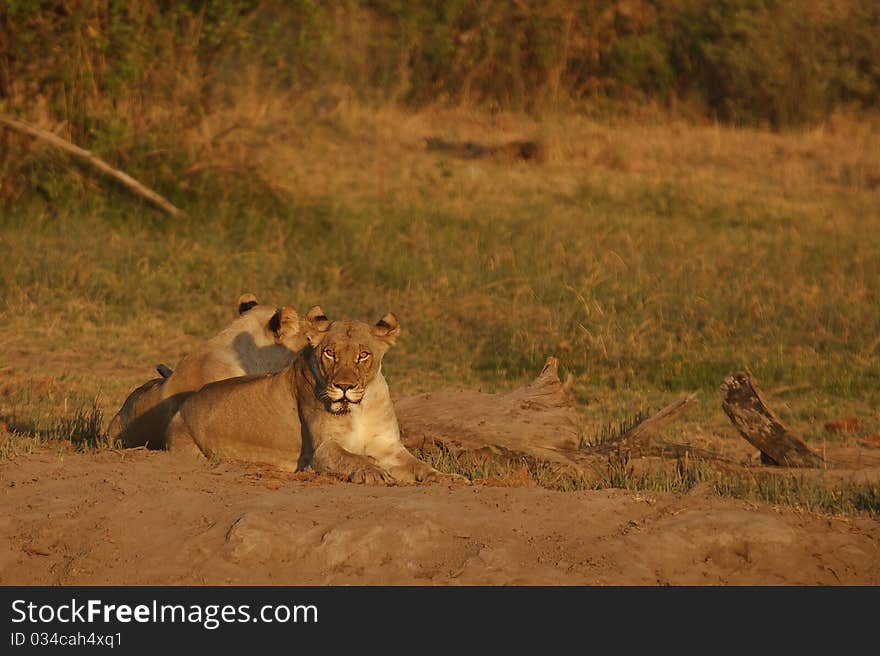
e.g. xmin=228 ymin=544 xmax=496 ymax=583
xmin=1 ymin=0 xmax=878 ymax=132
xmin=1 ymin=1 xmax=877 ymax=203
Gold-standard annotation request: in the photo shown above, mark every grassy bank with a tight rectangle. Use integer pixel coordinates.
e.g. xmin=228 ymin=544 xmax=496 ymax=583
xmin=2 ymin=107 xmax=879 ymax=438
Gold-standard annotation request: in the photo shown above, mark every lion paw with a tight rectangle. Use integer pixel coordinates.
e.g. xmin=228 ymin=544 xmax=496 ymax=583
xmin=416 ymin=467 xmax=470 ymax=485
xmin=435 ymin=472 xmax=471 ymax=485
xmin=348 ymin=464 xmax=393 ymax=485
xmin=386 ymin=459 xmax=470 ymax=485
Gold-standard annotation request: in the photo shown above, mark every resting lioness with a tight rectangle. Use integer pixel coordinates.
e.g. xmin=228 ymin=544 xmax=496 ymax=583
xmin=167 ymin=307 xmax=457 ymax=484
xmin=108 ymin=293 xmax=305 ymax=449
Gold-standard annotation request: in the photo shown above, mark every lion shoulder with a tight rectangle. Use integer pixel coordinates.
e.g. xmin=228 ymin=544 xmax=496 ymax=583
xmin=163 ymin=301 xmax=304 ymax=398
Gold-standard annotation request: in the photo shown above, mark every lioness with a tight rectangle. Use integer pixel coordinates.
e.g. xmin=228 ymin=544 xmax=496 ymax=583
xmin=167 ymin=307 xmax=456 ymax=484
xmin=108 ymin=293 xmax=305 ymax=449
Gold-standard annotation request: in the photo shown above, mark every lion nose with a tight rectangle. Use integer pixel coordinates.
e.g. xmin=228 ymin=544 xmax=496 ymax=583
xmin=337 ymin=383 xmax=355 ymax=392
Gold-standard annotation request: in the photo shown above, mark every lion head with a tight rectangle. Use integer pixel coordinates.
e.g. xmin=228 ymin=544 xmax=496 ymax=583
xmin=302 ymin=305 xmax=399 ymax=415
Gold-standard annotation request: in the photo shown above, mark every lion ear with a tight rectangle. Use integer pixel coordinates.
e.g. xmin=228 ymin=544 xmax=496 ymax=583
xmin=268 ymin=306 xmax=300 ymax=345
xmin=372 ymin=312 xmax=400 ymax=345
xmin=237 ymin=292 xmax=259 ymax=315
xmin=304 ymin=305 xmax=331 ymax=343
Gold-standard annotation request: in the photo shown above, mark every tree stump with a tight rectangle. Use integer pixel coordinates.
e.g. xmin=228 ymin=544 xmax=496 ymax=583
xmin=720 ymin=372 xmax=824 ymax=467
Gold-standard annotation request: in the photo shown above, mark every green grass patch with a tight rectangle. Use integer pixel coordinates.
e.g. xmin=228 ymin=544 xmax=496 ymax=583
xmin=45 ymin=400 xmax=109 ymax=452
xmin=3 ymin=169 xmax=878 ymax=401
xmin=1 ymin=400 xmax=111 ymax=460
xmin=419 ymin=445 xmax=880 ymax=518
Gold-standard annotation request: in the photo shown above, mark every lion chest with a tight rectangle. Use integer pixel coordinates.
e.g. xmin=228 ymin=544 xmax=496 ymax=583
xmin=333 ymin=385 xmax=400 ymax=457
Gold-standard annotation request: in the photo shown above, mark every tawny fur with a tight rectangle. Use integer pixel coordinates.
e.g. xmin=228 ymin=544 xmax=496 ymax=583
xmin=168 ymin=309 xmax=459 ymax=484
xmin=108 ymin=294 xmax=306 ymax=449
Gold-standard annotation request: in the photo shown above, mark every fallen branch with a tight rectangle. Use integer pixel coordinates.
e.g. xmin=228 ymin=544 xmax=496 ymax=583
xmin=397 ymin=359 xmax=710 ymax=474
xmin=0 ymin=113 xmax=183 ymax=217
xmin=425 ymin=137 xmax=544 ymax=162
xmin=582 ymin=394 xmax=697 ymax=455
xmin=720 ymin=372 xmax=824 ymax=467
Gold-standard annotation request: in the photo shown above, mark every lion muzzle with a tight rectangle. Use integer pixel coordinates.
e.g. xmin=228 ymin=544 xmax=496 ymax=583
xmin=327 ymin=383 xmax=364 ymax=403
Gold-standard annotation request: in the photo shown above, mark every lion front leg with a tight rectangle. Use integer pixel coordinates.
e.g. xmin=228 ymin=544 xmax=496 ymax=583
xmin=165 ymin=412 xmax=204 ymax=459
xmin=311 ymin=440 xmax=393 ymax=485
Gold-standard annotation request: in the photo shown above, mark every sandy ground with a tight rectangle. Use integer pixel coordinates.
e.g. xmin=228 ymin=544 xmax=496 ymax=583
xmin=1 ymin=448 xmax=878 ymax=585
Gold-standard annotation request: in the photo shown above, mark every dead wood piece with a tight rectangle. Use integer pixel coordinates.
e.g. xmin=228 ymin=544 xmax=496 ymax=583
xmin=0 ymin=113 xmax=183 ymax=217
xmin=581 ymin=395 xmax=697 ymax=456
xmin=396 ymin=356 xmax=580 ymax=463
xmin=720 ymin=372 xmax=824 ymax=468
xmin=425 ymin=137 xmax=544 ymax=162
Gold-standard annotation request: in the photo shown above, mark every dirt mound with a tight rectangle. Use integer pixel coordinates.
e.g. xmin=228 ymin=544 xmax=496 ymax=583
xmin=1 ymin=449 xmax=877 ymax=585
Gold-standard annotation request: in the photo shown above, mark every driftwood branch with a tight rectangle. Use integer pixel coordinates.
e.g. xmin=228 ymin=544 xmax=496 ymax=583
xmin=396 ymin=356 xmax=581 ymax=464
xmin=397 ymin=358 xmax=707 ymax=472
xmin=582 ymin=394 xmax=697 ymax=455
xmin=721 ymin=372 xmax=824 ymax=467
xmin=425 ymin=137 xmax=545 ymax=162
xmin=0 ymin=113 xmax=183 ymax=217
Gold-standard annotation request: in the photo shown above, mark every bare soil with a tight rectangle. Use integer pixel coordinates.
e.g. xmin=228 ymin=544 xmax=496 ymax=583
xmin=1 ymin=448 xmax=878 ymax=585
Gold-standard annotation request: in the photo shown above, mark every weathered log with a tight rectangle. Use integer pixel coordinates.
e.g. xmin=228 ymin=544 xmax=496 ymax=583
xmin=720 ymin=372 xmax=824 ymax=467
xmin=0 ymin=113 xmax=183 ymax=217
xmin=581 ymin=395 xmax=697 ymax=456
xmin=396 ymin=357 xmax=580 ymax=464
xmin=425 ymin=137 xmax=544 ymax=162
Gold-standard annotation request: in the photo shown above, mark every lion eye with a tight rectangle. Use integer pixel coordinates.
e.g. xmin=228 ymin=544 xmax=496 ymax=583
xmin=323 ymin=348 xmax=336 ymax=360
xmin=357 ymin=351 xmax=371 ymax=361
